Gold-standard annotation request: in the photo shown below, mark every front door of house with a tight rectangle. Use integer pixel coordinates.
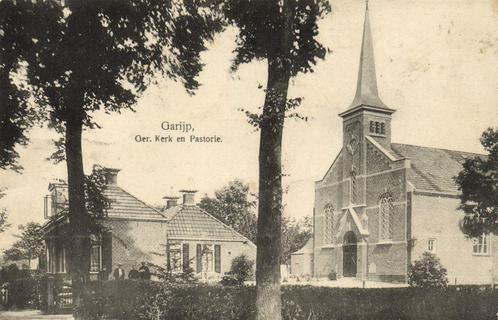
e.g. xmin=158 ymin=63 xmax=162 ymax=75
xmin=343 ymin=231 xmax=357 ymax=277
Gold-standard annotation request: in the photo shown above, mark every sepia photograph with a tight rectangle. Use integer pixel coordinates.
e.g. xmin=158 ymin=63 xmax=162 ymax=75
xmin=0 ymin=0 xmax=497 ymax=319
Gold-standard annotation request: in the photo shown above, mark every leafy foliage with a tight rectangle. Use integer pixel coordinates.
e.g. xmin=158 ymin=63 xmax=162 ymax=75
xmin=149 ymin=261 xmax=198 ymax=285
xmin=199 ymin=180 xmax=258 ymax=243
xmin=77 ymin=281 xmax=498 ymax=320
xmin=222 ymin=0 xmax=330 ymax=76
xmin=408 ymin=252 xmax=448 ymax=288
xmin=46 ymin=165 xmax=111 ymax=238
xmin=4 ymin=222 xmax=45 ymax=264
xmin=455 ymin=127 xmax=498 ymax=237
xmin=221 ymin=254 xmax=254 ymax=286
xmin=281 ymin=215 xmax=312 ymax=264
xmin=0 ymin=1 xmax=44 ymax=172
xmin=0 ymin=0 xmax=222 ymax=167
xmin=0 ymin=189 xmax=10 ymax=233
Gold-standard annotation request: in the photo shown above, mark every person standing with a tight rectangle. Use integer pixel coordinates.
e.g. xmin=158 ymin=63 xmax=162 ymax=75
xmin=128 ymin=265 xmax=140 ymax=279
xmin=138 ymin=261 xmax=150 ymax=280
xmin=113 ymin=263 xmax=125 ymax=280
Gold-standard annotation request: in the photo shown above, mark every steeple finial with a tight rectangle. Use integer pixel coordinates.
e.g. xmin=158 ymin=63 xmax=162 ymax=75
xmin=346 ymin=0 xmax=390 ymax=112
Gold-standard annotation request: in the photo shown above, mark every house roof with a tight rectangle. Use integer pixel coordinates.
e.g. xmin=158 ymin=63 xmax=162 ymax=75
xmin=163 ymin=204 xmax=253 ymax=243
xmin=103 ymin=185 xmax=165 ymax=219
xmin=291 ymin=237 xmax=313 ymax=255
xmin=391 ymin=143 xmax=484 ymax=194
xmin=43 ymin=181 xmax=253 ymax=244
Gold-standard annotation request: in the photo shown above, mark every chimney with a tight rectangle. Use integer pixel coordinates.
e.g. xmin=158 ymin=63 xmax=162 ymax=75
xmin=162 ymin=196 xmax=179 ymax=210
xmin=102 ymin=167 xmax=120 ymax=185
xmin=180 ymin=190 xmax=197 ymax=205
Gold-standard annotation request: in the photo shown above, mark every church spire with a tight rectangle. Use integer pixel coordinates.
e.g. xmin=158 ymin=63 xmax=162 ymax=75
xmin=342 ymin=1 xmax=393 ymax=115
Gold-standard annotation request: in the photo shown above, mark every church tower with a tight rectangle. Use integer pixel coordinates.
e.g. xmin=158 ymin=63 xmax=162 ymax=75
xmin=339 ymin=1 xmax=395 ymax=206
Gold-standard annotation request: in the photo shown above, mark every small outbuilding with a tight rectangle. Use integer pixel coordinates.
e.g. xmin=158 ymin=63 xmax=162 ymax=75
xmin=290 ymin=238 xmax=313 ymax=278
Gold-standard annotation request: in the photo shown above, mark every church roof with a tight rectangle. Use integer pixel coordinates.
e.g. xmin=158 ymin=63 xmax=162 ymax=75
xmin=391 ymin=143 xmax=485 ymax=194
xmin=163 ymin=204 xmax=253 ymax=243
xmin=340 ymin=1 xmax=395 ymax=117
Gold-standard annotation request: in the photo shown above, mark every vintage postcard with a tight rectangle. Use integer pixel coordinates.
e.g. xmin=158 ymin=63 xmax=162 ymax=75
xmin=0 ymin=0 xmax=497 ymax=319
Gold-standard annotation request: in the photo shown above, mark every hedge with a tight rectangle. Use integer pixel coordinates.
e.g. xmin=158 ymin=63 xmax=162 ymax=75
xmin=2 ymin=274 xmax=45 ymax=310
xmin=76 ymin=280 xmax=498 ymax=320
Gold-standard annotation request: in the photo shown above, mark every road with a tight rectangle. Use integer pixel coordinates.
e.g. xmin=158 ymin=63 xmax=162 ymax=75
xmin=0 ymin=310 xmax=73 ymax=319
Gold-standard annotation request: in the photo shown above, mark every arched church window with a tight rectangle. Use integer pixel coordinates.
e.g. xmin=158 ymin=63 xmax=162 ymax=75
xmin=379 ymin=193 xmax=394 ymax=240
xmin=324 ymin=203 xmax=334 ymax=244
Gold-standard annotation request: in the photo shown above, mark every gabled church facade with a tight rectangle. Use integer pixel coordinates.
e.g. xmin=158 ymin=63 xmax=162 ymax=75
xmin=311 ymin=4 xmax=494 ymax=284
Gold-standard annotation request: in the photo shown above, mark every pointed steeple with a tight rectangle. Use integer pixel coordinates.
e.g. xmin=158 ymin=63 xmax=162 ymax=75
xmin=340 ymin=1 xmax=394 ymax=117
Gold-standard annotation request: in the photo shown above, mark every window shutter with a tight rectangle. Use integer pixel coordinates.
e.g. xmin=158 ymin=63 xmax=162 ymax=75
xmin=196 ymin=244 xmax=202 ymax=273
xmin=214 ymin=245 xmax=221 ymax=273
xmin=182 ymin=243 xmax=190 ymax=272
xmin=102 ymin=232 xmax=113 ymax=280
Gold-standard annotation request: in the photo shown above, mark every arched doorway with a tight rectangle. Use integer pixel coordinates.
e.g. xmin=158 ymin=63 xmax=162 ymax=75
xmin=343 ymin=231 xmax=357 ymax=277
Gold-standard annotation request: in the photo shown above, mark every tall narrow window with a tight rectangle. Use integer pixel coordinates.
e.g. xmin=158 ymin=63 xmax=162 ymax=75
xmin=473 ymin=234 xmax=490 ymax=255
xmin=201 ymin=244 xmax=214 ymax=273
xmin=379 ymin=193 xmax=394 ymax=240
xmin=182 ymin=243 xmax=190 ymax=272
xmin=369 ymin=121 xmax=375 ymax=133
xmin=323 ymin=203 xmax=334 ymax=244
xmin=350 ymin=166 xmax=358 ymax=204
xmin=57 ymin=246 xmax=66 ymax=273
xmin=427 ymin=239 xmax=437 ymax=253
xmin=90 ymin=234 xmax=101 ymax=273
xmin=168 ymin=242 xmax=182 ymax=272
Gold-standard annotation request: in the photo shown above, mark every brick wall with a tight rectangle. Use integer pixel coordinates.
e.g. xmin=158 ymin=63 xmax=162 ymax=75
xmin=105 ymin=218 xmax=168 ymax=278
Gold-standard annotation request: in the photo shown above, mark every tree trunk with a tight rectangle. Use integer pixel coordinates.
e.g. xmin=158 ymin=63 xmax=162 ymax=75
xmin=255 ymin=54 xmax=291 ymax=320
xmin=65 ymin=111 xmax=89 ymax=310
xmin=256 ymin=1 xmax=293 ymax=318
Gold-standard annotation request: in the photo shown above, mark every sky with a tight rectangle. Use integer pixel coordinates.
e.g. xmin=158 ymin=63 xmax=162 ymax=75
xmin=0 ymin=0 xmax=497 ymax=251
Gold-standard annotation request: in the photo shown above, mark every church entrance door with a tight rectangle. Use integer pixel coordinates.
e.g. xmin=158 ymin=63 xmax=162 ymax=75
xmin=343 ymin=231 xmax=357 ymax=277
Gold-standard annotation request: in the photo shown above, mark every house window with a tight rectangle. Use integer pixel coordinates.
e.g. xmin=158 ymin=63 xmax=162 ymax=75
xmin=57 ymin=246 xmax=66 ymax=273
xmin=473 ymin=234 xmax=490 ymax=255
xmin=427 ymin=239 xmax=437 ymax=253
xmin=48 ymin=244 xmax=56 ymax=274
xmin=379 ymin=193 xmax=394 ymax=241
xmin=46 ymin=246 xmax=52 ymax=273
xmin=168 ymin=242 xmax=182 ymax=272
xmin=323 ymin=203 xmax=334 ymax=244
xmin=201 ymin=244 xmax=214 ymax=273
xmin=90 ymin=235 xmax=101 ymax=273
xmin=196 ymin=244 xmax=222 ymax=274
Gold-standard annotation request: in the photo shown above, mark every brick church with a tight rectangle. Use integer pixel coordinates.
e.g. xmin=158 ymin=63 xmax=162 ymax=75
xmin=305 ymin=3 xmax=493 ymax=284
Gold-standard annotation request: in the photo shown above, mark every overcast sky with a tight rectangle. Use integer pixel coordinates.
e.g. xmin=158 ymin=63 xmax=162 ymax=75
xmin=1 ymin=0 xmax=497 ymax=251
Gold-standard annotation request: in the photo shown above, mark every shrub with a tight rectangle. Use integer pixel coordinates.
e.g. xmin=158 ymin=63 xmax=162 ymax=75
xmin=327 ymin=271 xmax=337 ymax=281
xmin=221 ymin=255 xmax=254 ymax=286
xmin=408 ymin=252 xmax=448 ymax=288
xmin=2 ymin=271 xmax=45 ymax=310
xmin=77 ymin=281 xmax=498 ymax=320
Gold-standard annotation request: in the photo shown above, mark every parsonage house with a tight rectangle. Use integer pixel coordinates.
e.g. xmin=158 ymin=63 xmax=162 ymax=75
xmin=291 ymin=4 xmax=492 ymax=285
xmin=42 ymin=168 xmax=256 ymax=311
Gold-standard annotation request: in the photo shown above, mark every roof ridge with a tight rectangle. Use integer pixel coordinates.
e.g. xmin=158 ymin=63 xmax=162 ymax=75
xmin=392 ymin=142 xmax=485 ymax=157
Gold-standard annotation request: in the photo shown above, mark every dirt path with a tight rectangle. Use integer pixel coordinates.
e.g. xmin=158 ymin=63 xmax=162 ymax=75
xmin=0 ymin=310 xmax=74 ymax=319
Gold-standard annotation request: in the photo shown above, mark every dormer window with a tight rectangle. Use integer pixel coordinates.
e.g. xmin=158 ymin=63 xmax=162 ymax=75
xmin=369 ymin=121 xmax=386 ymax=136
